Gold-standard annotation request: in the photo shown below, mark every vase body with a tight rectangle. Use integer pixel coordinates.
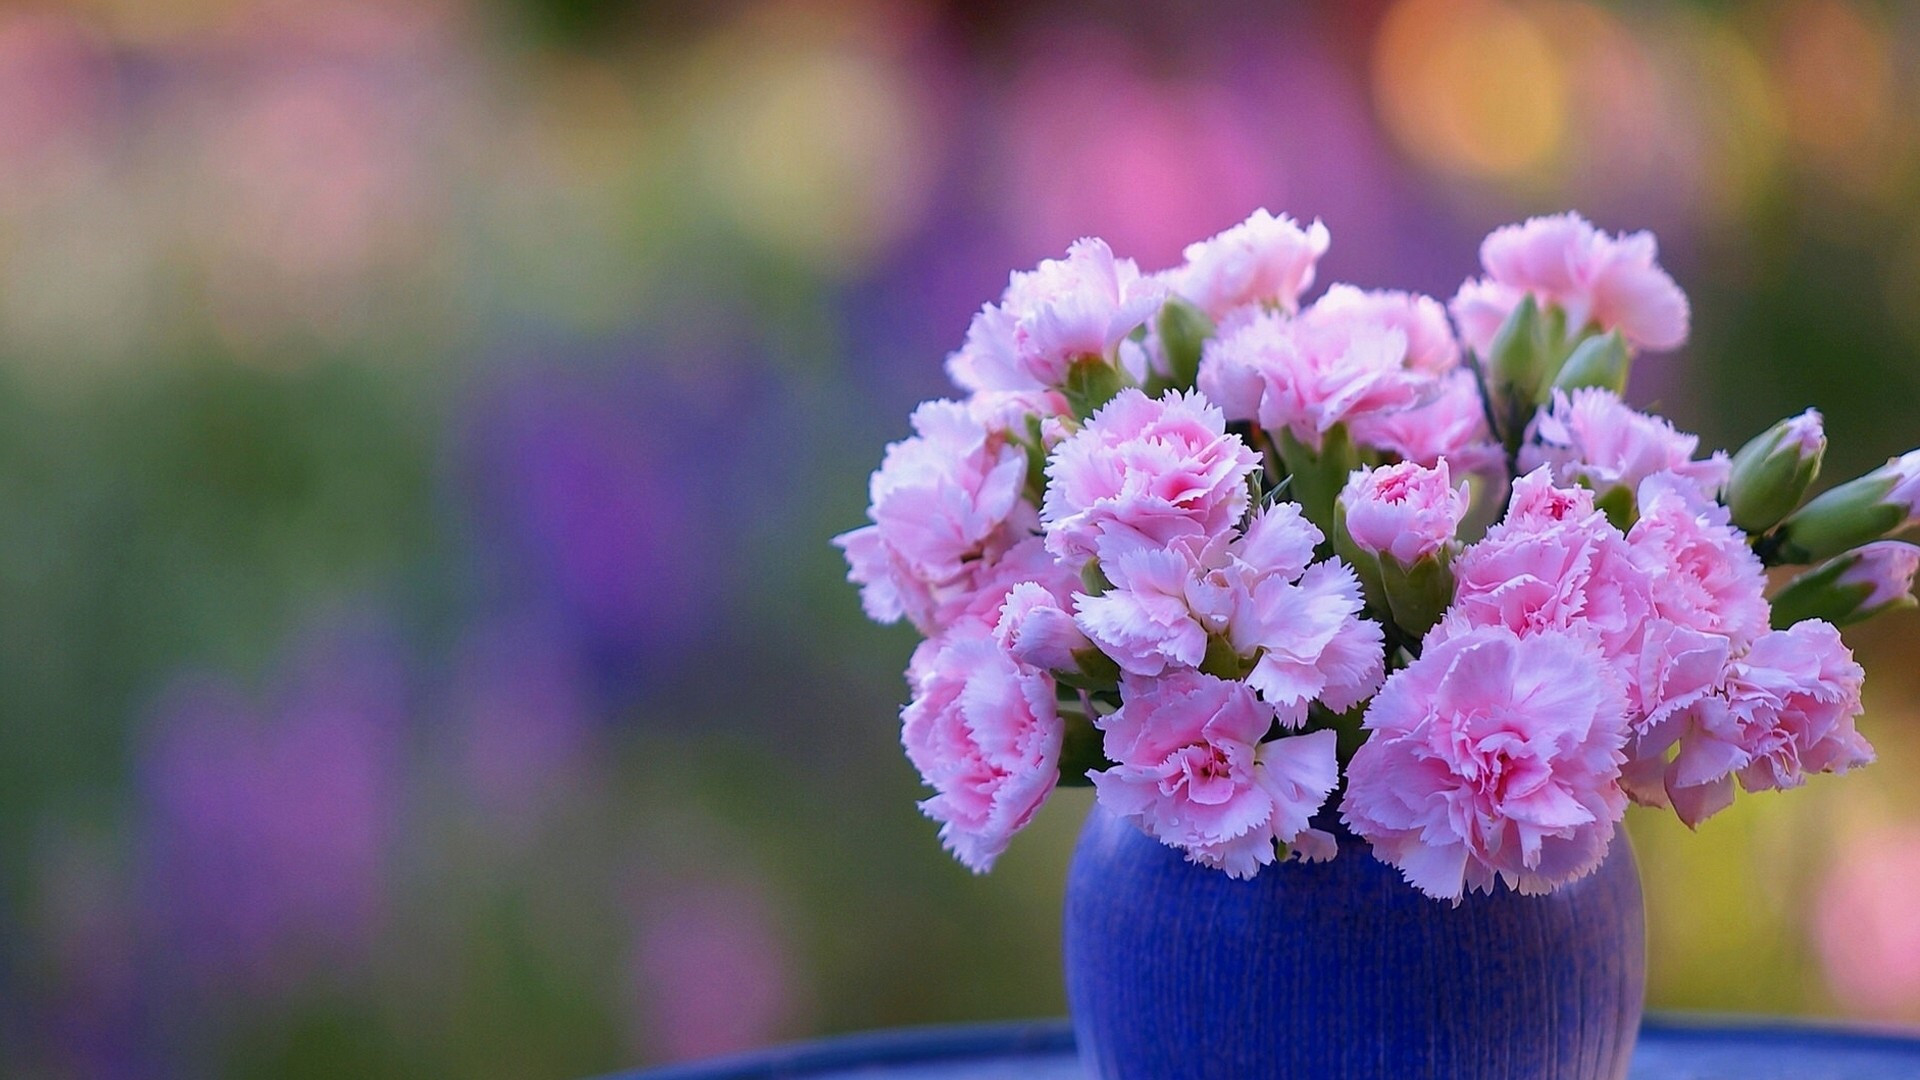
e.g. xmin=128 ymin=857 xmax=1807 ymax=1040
xmin=1063 ymin=805 xmax=1645 ymax=1080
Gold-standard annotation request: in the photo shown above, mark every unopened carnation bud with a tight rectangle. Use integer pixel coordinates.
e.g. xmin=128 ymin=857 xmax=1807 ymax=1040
xmin=1485 ymin=294 xmax=1551 ymax=405
xmin=1772 ymin=449 xmax=1920 ymax=564
xmin=1770 ymin=541 xmax=1920 ymax=629
xmin=1335 ymin=460 xmax=1466 ymax=636
xmin=1153 ymin=295 xmax=1215 ymax=392
xmin=1548 ymin=330 xmax=1630 ymax=400
xmin=1338 ymin=460 xmax=1468 ymax=565
xmin=1727 ymin=410 xmax=1826 ymax=534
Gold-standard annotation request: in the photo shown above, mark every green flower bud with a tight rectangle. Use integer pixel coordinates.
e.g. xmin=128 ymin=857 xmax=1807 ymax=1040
xmin=1770 ymin=449 xmax=1920 ymax=564
xmin=1151 ymin=296 xmax=1215 ymax=393
xmin=1485 ymin=294 xmax=1549 ymax=405
xmin=1770 ymin=541 xmax=1920 ymax=629
xmin=1062 ymin=354 xmax=1134 ymax=422
xmin=1548 ymin=330 xmax=1631 ymax=400
xmin=1726 ymin=410 xmax=1825 ymax=534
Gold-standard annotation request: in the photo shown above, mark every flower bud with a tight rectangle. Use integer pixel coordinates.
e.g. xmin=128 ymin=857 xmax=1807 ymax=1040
xmin=1547 ymin=329 xmax=1630 ymax=400
xmin=1485 ymin=294 xmax=1551 ymax=405
xmin=1771 ymin=449 xmax=1920 ymax=564
xmin=1770 ymin=541 xmax=1920 ymax=629
xmin=1153 ymin=295 xmax=1215 ymax=392
xmin=1334 ymin=460 xmax=1466 ymax=635
xmin=995 ymin=582 xmax=1090 ymax=673
xmin=1061 ymin=354 xmax=1134 ymax=423
xmin=1726 ymin=410 xmax=1825 ymax=534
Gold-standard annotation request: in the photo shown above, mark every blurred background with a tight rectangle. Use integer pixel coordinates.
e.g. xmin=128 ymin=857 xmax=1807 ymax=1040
xmin=0 ymin=0 xmax=1918 ymax=1075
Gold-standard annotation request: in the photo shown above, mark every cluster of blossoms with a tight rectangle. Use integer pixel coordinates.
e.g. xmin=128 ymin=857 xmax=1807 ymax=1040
xmin=838 ymin=210 xmax=1918 ymax=901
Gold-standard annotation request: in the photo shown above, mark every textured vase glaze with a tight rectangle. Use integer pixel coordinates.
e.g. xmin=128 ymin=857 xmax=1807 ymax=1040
xmin=1063 ymin=805 xmax=1645 ymax=1080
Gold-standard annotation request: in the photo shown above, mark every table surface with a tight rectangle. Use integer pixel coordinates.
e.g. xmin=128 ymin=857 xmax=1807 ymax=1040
xmin=612 ymin=1016 xmax=1920 ymax=1079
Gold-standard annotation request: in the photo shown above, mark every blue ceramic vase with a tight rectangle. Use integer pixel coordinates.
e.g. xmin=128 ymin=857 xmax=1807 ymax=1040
xmin=1063 ymin=805 xmax=1645 ymax=1080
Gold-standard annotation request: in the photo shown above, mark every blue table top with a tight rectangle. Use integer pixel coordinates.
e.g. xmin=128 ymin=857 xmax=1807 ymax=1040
xmin=613 ymin=1016 xmax=1920 ymax=1079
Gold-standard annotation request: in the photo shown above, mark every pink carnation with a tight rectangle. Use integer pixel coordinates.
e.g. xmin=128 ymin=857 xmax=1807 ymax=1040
xmin=1229 ymin=559 xmax=1385 ymax=724
xmin=1627 ymin=472 xmax=1770 ymax=650
xmin=1726 ymin=621 xmax=1873 ymax=792
xmin=1341 ymin=626 xmax=1630 ymax=900
xmin=1338 ymin=459 xmax=1468 ymax=565
xmin=1348 ymin=369 xmax=1500 ymax=473
xmin=1520 ymin=388 xmax=1727 ymax=499
xmin=1066 ymin=503 xmax=1383 ymax=721
xmin=835 ymin=400 xmax=1036 ymax=633
xmin=1197 ymin=308 xmax=1426 ymax=451
xmin=1303 ymin=284 xmax=1460 ymax=374
xmin=1072 ymin=544 xmax=1218 ymax=677
xmin=936 ymin=535 xmax=1080 ymax=636
xmin=1450 ymin=212 xmax=1690 ymax=354
xmin=1041 ymin=388 xmax=1259 ymax=568
xmin=948 ymin=238 xmax=1166 ymax=394
xmin=1634 ymin=620 xmax=1871 ymax=827
xmin=1166 ymin=209 xmax=1329 ymax=320
xmin=1439 ymin=470 xmax=1655 ymax=668
xmin=900 ymin=633 xmax=1063 ymax=872
xmin=1091 ymin=671 xmax=1339 ymax=878
xmin=994 ymin=581 xmax=1092 ymax=673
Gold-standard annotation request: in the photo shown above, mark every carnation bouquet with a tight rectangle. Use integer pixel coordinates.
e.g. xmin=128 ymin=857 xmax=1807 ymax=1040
xmin=836 ymin=209 xmax=1915 ymax=904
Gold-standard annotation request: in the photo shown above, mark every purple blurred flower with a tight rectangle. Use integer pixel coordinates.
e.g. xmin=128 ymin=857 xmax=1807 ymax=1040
xmin=30 ymin=835 xmax=153 ymax=1078
xmin=447 ymin=613 xmax=597 ymax=832
xmin=631 ymin=881 xmax=800 ymax=1063
xmin=461 ymin=360 xmax=754 ymax=685
xmin=137 ymin=618 xmax=406 ymax=997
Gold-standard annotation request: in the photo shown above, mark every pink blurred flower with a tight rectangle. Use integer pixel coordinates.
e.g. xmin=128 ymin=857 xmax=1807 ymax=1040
xmin=1091 ymin=671 xmax=1338 ymax=878
xmin=947 ymin=238 xmax=1164 ymax=394
xmin=1338 ymin=459 xmax=1468 ymax=565
xmin=1627 ymin=472 xmax=1770 ymax=650
xmin=1303 ymin=284 xmax=1460 ymax=374
xmin=1166 ymin=208 xmax=1329 ymax=320
xmin=1041 ymin=388 xmax=1259 ymax=568
xmin=900 ymin=633 xmax=1062 ymax=871
xmin=996 ymin=41 xmax=1274 ymax=268
xmin=1341 ymin=625 xmax=1629 ymax=900
xmin=836 ymin=399 xmax=1036 ymax=633
xmin=1816 ymin=826 xmax=1920 ymax=1019
xmin=635 ymin=882 xmax=798 ymax=1062
xmin=1348 ymin=369 xmax=1500 ymax=473
xmin=1450 ymin=212 xmax=1690 ymax=354
xmin=1520 ymin=388 xmax=1727 ymax=498
xmin=1197 ymin=307 xmax=1426 ymax=451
